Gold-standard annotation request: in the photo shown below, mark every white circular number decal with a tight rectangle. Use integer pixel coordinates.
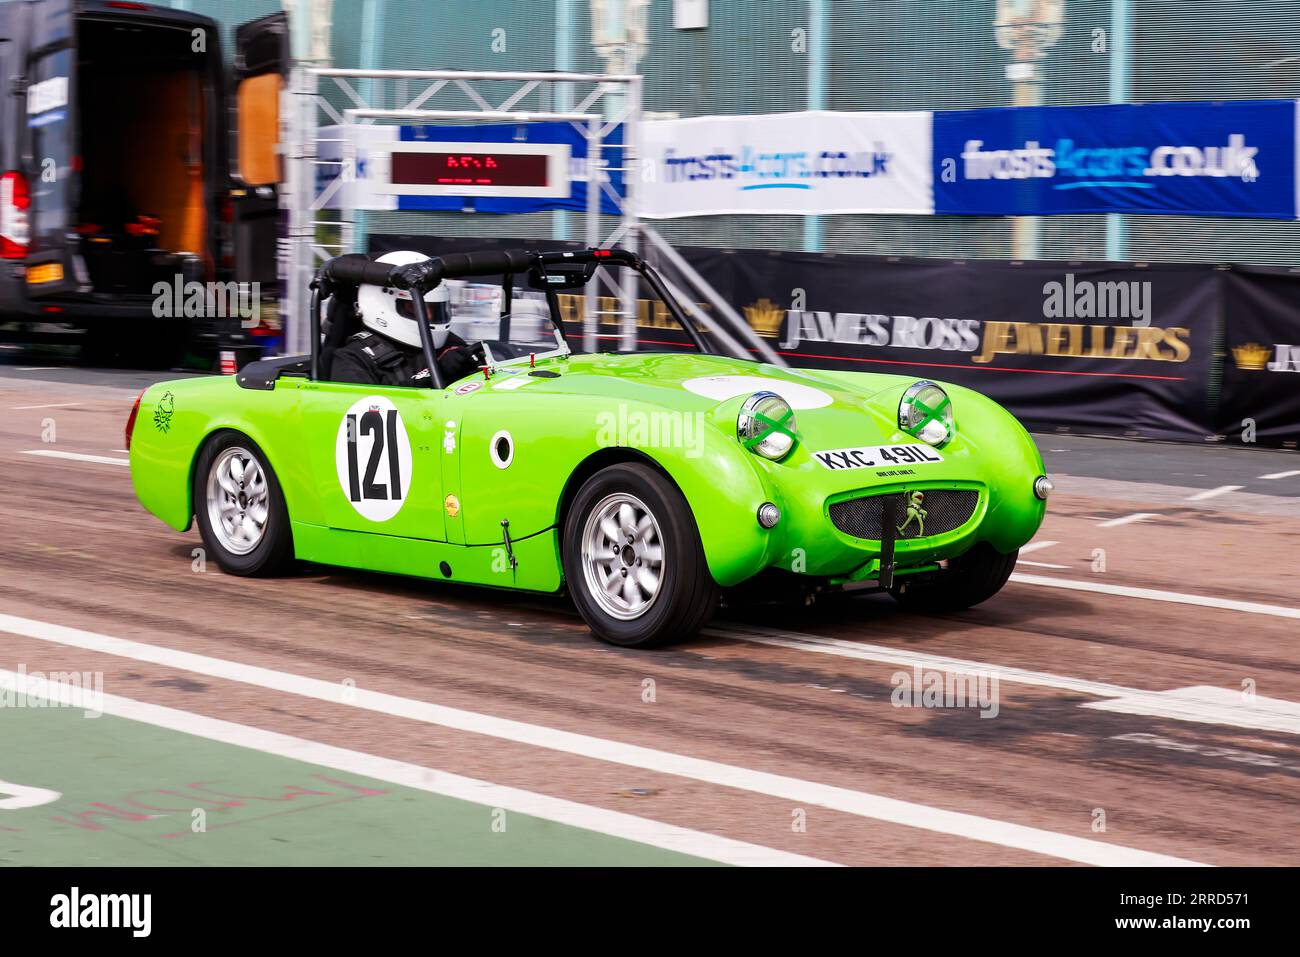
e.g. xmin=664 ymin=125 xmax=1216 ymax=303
xmin=335 ymin=396 xmax=413 ymax=522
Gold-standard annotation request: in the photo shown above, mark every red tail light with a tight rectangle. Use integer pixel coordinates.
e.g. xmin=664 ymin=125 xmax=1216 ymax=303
xmin=107 ymin=2 xmax=151 ymax=10
xmin=125 ymin=389 xmax=145 ymax=451
xmin=1 ymin=171 xmax=31 ymax=260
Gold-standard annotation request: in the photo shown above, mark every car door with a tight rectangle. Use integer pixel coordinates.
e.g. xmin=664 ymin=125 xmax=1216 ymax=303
xmin=296 ymin=380 xmax=447 ymax=543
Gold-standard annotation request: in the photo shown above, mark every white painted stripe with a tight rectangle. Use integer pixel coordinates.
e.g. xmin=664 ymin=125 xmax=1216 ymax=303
xmin=1018 ymin=540 xmax=1058 ymax=555
xmin=0 ymin=612 xmax=1201 ymax=866
xmin=1260 ymin=470 xmax=1300 ymax=480
xmin=710 ymin=624 xmax=1300 ymax=737
xmin=1097 ymin=513 xmax=1156 ymax=528
xmin=1083 ymin=685 xmax=1300 ymax=735
xmin=1186 ymin=485 xmax=1243 ymax=502
xmin=1016 ymin=559 xmax=1070 ymax=569
xmin=0 ymin=777 xmax=61 ymax=810
xmin=11 ymin=402 xmax=79 ymax=411
xmin=15 ymin=366 xmax=58 ymax=371
xmin=1009 ymin=573 xmax=1300 ymax=622
xmin=0 ymin=668 xmax=828 ymax=868
xmin=17 ymin=449 xmax=129 ymax=466
xmin=710 ymin=625 xmax=1130 ymax=698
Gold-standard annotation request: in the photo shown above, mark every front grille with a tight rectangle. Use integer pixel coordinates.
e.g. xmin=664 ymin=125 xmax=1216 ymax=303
xmin=828 ymin=490 xmax=980 ymax=541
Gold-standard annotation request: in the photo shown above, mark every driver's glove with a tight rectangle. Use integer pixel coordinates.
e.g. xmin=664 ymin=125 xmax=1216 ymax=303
xmin=390 ymin=260 xmax=440 ymax=292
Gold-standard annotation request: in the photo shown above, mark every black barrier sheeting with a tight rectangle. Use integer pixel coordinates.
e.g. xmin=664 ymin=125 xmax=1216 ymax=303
xmin=369 ymin=235 xmax=1297 ymax=446
xmin=1219 ymin=265 xmax=1300 ymax=447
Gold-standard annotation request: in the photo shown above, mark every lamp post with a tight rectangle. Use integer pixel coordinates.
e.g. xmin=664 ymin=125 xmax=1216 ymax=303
xmin=591 ymin=0 xmax=650 ymax=89
xmin=994 ymin=0 xmax=1065 ymax=260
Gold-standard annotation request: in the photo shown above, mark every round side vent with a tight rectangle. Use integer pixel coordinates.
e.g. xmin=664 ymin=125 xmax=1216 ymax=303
xmin=489 ymin=430 xmax=514 ymax=469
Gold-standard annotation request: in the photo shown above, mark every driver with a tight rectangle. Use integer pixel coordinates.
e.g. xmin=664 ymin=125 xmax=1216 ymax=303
xmin=331 ymin=250 xmax=483 ymax=387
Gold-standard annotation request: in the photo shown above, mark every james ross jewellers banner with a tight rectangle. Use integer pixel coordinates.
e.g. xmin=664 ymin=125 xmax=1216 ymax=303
xmin=639 ymin=101 xmax=1297 ymax=219
xmin=695 ymin=251 xmax=1222 ymax=441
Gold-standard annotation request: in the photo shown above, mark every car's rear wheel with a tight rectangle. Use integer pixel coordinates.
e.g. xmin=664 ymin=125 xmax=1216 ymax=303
xmin=563 ymin=463 xmax=719 ymax=648
xmin=889 ymin=542 xmax=1018 ymax=612
xmin=193 ymin=431 xmax=294 ymax=576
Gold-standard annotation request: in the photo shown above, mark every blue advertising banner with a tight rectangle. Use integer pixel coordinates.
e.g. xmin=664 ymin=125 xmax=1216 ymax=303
xmin=393 ymin=122 xmax=624 ymax=216
xmin=932 ymin=100 xmax=1298 ymax=219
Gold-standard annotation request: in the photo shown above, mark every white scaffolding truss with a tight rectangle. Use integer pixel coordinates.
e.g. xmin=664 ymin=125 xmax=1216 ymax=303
xmin=282 ymin=67 xmax=642 ymax=355
xmin=281 ymin=65 xmax=783 ymax=366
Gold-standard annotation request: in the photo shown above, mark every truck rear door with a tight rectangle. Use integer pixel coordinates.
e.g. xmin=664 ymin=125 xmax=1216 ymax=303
xmin=231 ymin=11 xmax=289 ymax=287
xmin=22 ymin=0 xmax=80 ymax=299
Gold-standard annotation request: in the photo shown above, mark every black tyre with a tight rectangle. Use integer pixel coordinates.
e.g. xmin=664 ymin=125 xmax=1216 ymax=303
xmin=193 ymin=431 xmax=294 ymax=576
xmin=889 ymin=542 xmax=1018 ymax=612
xmin=562 ymin=463 xmax=719 ymax=648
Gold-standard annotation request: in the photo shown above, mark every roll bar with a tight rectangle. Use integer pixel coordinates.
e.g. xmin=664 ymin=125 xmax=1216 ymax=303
xmin=310 ymin=246 xmax=714 ymax=388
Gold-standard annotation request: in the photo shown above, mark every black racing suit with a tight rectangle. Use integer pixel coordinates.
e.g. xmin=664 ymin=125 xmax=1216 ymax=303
xmin=329 ymin=330 xmax=483 ymax=387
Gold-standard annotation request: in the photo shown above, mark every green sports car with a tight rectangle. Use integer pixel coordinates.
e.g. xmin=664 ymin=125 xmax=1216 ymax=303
xmin=127 ymin=247 xmax=1051 ymax=647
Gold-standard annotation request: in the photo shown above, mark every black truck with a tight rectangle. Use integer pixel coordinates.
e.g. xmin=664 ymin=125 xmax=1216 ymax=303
xmin=0 ymin=0 xmax=288 ymax=366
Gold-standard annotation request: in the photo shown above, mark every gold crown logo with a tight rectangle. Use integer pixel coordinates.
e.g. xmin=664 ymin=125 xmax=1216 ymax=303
xmin=1232 ymin=342 xmax=1273 ymax=371
xmin=743 ymin=298 xmax=786 ymax=338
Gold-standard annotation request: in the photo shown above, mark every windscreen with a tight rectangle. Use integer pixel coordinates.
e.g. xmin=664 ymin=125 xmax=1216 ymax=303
xmin=442 ymin=279 xmax=568 ymax=367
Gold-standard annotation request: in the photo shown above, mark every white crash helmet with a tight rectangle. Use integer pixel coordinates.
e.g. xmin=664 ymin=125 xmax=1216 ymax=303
xmin=356 ymin=250 xmax=451 ymax=349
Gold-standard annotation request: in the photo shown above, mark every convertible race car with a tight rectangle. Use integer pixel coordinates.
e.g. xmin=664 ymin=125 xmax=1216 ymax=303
xmin=126 ymin=247 xmax=1051 ymax=647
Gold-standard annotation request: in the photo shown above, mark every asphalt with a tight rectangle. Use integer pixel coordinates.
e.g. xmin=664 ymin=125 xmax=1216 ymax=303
xmin=4 ymin=375 xmax=1300 ymax=866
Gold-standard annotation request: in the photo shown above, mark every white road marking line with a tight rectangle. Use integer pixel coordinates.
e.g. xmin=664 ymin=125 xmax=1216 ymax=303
xmin=15 ymin=366 xmax=58 ymax=371
xmin=0 ymin=612 xmax=1201 ymax=867
xmin=1260 ymin=470 xmax=1300 ymax=480
xmin=1018 ymin=540 xmax=1058 ymax=555
xmin=1097 ymin=513 xmax=1156 ymax=528
xmin=17 ymin=449 xmax=129 ymax=466
xmin=11 ymin=402 xmax=79 ymax=411
xmin=1186 ymin=485 xmax=1243 ymax=501
xmin=1009 ymin=573 xmax=1300 ymax=622
xmin=710 ymin=623 xmax=1300 ymax=737
xmin=1017 ymin=560 xmax=1070 ymax=569
xmin=0 ymin=670 xmax=823 ymax=867
xmin=1083 ymin=686 xmax=1300 ymax=734
xmin=0 ymin=777 xmax=62 ymax=810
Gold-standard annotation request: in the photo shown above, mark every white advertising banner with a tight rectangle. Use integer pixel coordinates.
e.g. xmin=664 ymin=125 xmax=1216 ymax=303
xmin=315 ymin=124 xmax=398 ymax=212
xmin=640 ymin=110 xmax=934 ymax=218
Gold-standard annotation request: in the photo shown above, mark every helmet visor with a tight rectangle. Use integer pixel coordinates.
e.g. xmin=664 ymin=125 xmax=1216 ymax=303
xmin=395 ymin=297 xmax=449 ymax=326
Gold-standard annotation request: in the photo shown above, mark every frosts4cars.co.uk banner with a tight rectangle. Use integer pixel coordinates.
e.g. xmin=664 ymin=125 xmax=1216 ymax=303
xmin=637 ymin=100 xmax=1297 ymax=219
xmin=638 ymin=110 xmax=934 ymax=218
xmin=931 ymin=100 xmax=1298 ymax=219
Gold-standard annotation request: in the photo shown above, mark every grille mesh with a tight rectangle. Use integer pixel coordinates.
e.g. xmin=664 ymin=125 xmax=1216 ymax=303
xmin=828 ymin=490 xmax=979 ymax=541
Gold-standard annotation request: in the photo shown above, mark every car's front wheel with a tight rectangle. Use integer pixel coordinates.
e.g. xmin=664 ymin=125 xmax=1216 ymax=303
xmin=193 ymin=431 xmax=294 ymax=576
xmin=563 ymin=463 xmax=719 ymax=648
xmin=889 ymin=543 xmax=1018 ymax=612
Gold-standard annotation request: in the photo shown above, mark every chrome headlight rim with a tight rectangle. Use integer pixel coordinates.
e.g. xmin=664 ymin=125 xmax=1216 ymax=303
xmin=737 ymin=391 xmax=798 ymax=462
xmin=898 ymin=380 xmax=955 ymax=448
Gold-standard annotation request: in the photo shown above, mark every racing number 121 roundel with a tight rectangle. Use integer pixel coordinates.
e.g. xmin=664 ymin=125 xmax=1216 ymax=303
xmin=334 ymin=395 xmax=414 ymax=522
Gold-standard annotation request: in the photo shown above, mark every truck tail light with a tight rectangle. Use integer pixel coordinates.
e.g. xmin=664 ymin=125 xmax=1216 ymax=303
xmin=1 ymin=171 xmax=31 ymax=260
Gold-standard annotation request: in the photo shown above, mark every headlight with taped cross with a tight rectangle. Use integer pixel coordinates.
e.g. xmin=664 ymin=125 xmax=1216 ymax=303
xmin=737 ymin=392 xmax=798 ymax=461
xmin=899 ymin=381 xmax=955 ymax=447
